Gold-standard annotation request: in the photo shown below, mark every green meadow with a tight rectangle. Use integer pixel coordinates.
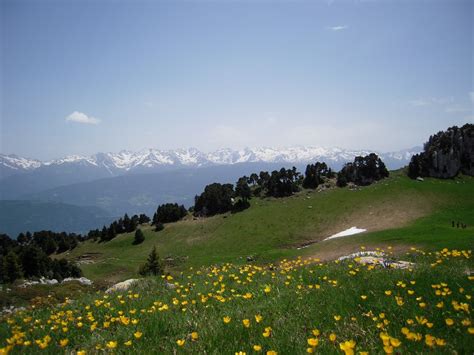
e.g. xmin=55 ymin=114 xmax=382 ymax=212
xmin=64 ymin=171 xmax=474 ymax=283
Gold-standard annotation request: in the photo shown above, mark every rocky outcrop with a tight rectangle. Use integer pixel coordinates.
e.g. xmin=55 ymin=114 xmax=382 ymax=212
xmin=408 ymin=124 xmax=474 ymax=179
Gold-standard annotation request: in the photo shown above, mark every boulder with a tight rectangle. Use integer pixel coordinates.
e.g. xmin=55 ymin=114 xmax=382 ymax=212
xmin=62 ymin=277 xmax=93 ymax=286
xmin=356 ymin=256 xmax=414 ymax=269
xmin=105 ymin=279 xmax=139 ymax=293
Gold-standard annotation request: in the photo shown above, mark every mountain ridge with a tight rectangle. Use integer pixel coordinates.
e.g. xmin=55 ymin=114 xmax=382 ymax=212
xmin=1 ymin=146 xmax=421 ymax=177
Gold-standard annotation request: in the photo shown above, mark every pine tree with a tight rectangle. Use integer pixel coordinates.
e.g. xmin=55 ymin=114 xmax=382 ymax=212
xmin=139 ymin=246 xmax=163 ymax=276
xmin=4 ymin=251 xmax=23 ymax=283
xmin=133 ymin=229 xmax=145 ymax=245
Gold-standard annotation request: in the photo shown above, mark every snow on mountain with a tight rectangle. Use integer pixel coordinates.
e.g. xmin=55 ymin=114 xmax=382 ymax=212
xmin=0 ymin=146 xmax=418 ymax=176
xmin=44 ymin=155 xmax=99 ymax=167
xmin=382 ymin=147 xmax=422 ymax=161
xmin=0 ymin=154 xmax=42 ymax=171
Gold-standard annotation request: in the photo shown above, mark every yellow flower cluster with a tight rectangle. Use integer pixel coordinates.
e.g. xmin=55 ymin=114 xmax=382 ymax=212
xmin=0 ymin=247 xmax=471 ymax=354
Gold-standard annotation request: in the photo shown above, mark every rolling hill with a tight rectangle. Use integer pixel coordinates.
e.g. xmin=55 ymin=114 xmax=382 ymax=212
xmin=62 ymin=171 xmax=474 ymax=283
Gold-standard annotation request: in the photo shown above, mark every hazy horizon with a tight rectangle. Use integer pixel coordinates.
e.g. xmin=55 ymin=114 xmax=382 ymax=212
xmin=2 ymin=0 xmax=472 ymax=160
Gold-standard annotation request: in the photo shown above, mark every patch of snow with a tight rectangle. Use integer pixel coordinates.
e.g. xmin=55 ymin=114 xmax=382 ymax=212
xmin=324 ymin=227 xmax=367 ymax=241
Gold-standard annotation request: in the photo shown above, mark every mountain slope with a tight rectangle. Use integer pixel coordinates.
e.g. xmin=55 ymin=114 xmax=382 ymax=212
xmin=0 ymin=200 xmax=114 ymax=237
xmin=63 ymin=172 xmax=474 ymax=283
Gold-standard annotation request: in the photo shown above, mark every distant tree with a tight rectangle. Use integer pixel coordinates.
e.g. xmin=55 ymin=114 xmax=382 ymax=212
xmin=249 ymin=173 xmax=259 ymax=186
xmin=337 ymin=154 xmax=389 ymax=186
xmin=2 ymin=251 xmax=23 ymax=283
xmin=303 ymin=162 xmax=332 ymax=189
xmin=106 ymin=222 xmax=117 ymax=241
xmin=235 ymin=177 xmax=252 ymax=202
xmin=19 ymin=245 xmax=49 ymax=278
xmin=194 ymin=183 xmax=235 ymax=217
xmin=17 ymin=233 xmax=30 ymax=245
xmin=139 ymin=246 xmax=163 ymax=276
xmin=153 ymin=203 xmax=187 ymax=224
xmin=50 ymin=259 xmax=82 ymax=281
xmin=336 ymin=173 xmax=348 ymax=187
xmin=407 ymin=153 xmax=429 ymax=179
xmin=44 ymin=236 xmax=57 ymax=255
xmin=264 ymin=168 xmax=300 ymax=198
xmin=233 ymin=177 xmax=252 ymax=213
xmin=129 ymin=215 xmax=139 ymax=232
xmin=123 ymin=214 xmax=131 ymax=232
xmin=133 ymin=229 xmax=145 ymax=245
xmin=56 ymin=237 xmax=71 ymax=254
xmin=0 ymin=234 xmax=17 ymax=256
xmin=155 ymin=222 xmax=165 ymax=232
xmin=258 ymin=171 xmax=270 ymax=187
xmin=139 ymin=214 xmax=151 ymax=224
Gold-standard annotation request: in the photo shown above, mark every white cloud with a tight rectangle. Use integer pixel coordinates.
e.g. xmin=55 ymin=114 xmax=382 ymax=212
xmin=65 ymin=111 xmax=100 ymax=125
xmin=445 ymin=105 xmax=470 ymax=113
xmin=327 ymin=25 xmax=348 ymax=31
xmin=408 ymin=99 xmax=430 ymax=107
xmin=408 ymin=96 xmax=454 ymax=107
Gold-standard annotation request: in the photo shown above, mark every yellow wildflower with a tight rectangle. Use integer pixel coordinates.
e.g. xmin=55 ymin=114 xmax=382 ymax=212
xmin=106 ymin=341 xmax=117 ymax=349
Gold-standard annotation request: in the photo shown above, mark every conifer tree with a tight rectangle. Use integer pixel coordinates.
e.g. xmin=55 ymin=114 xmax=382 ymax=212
xmin=139 ymin=246 xmax=163 ymax=276
xmin=133 ymin=229 xmax=145 ymax=245
xmin=3 ymin=251 xmax=23 ymax=283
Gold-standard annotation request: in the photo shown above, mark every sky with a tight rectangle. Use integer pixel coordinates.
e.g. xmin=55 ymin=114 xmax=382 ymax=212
xmin=1 ymin=0 xmax=473 ymax=160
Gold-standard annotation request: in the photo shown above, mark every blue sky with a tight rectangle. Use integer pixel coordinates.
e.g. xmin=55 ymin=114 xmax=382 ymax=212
xmin=1 ymin=0 xmax=472 ymax=160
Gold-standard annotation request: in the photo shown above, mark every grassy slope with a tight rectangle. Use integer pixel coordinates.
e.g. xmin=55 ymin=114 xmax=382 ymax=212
xmin=1 ymin=249 xmax=473 ymax=354
xmin=64 ymin=172 xmax=474 ymax=283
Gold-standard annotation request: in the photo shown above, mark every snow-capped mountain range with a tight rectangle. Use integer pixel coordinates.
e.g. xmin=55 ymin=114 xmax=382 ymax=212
xmin=1 ymin=146 xmax=420 ymax=177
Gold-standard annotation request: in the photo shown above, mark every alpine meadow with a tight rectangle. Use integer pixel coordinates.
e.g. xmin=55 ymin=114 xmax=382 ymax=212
xmin=1 ymin=1 xmax=473 ymax=355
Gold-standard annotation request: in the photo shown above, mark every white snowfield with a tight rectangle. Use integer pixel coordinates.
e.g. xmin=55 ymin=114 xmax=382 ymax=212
xmin=324 ymin=227 xmax=367 ymax=241
xmin=1 ymin=146 xmax=420 ymax=172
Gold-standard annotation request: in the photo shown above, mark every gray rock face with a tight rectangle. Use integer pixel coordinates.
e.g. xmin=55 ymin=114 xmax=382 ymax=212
xmin=411 ymin=124 xmax=473 ymax=179
xmin=428 ymin=125 xmax=473 ymax=178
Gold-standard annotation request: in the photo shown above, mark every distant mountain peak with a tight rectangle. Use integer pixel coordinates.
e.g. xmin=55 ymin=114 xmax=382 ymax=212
xmin=1 ymin=146 xmax=422 ymax=178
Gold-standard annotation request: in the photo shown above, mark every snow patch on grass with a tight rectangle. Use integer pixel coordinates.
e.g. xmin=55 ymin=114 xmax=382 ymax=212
xmin=324 ymin=227 xmax=367 ymax=241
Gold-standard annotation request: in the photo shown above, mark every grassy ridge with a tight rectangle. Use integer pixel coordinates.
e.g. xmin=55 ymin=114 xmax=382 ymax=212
xmin=1 ymin=248 xmax=472 ymax=354
xmin=64 ymin=172 xmax=474 ymax=283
